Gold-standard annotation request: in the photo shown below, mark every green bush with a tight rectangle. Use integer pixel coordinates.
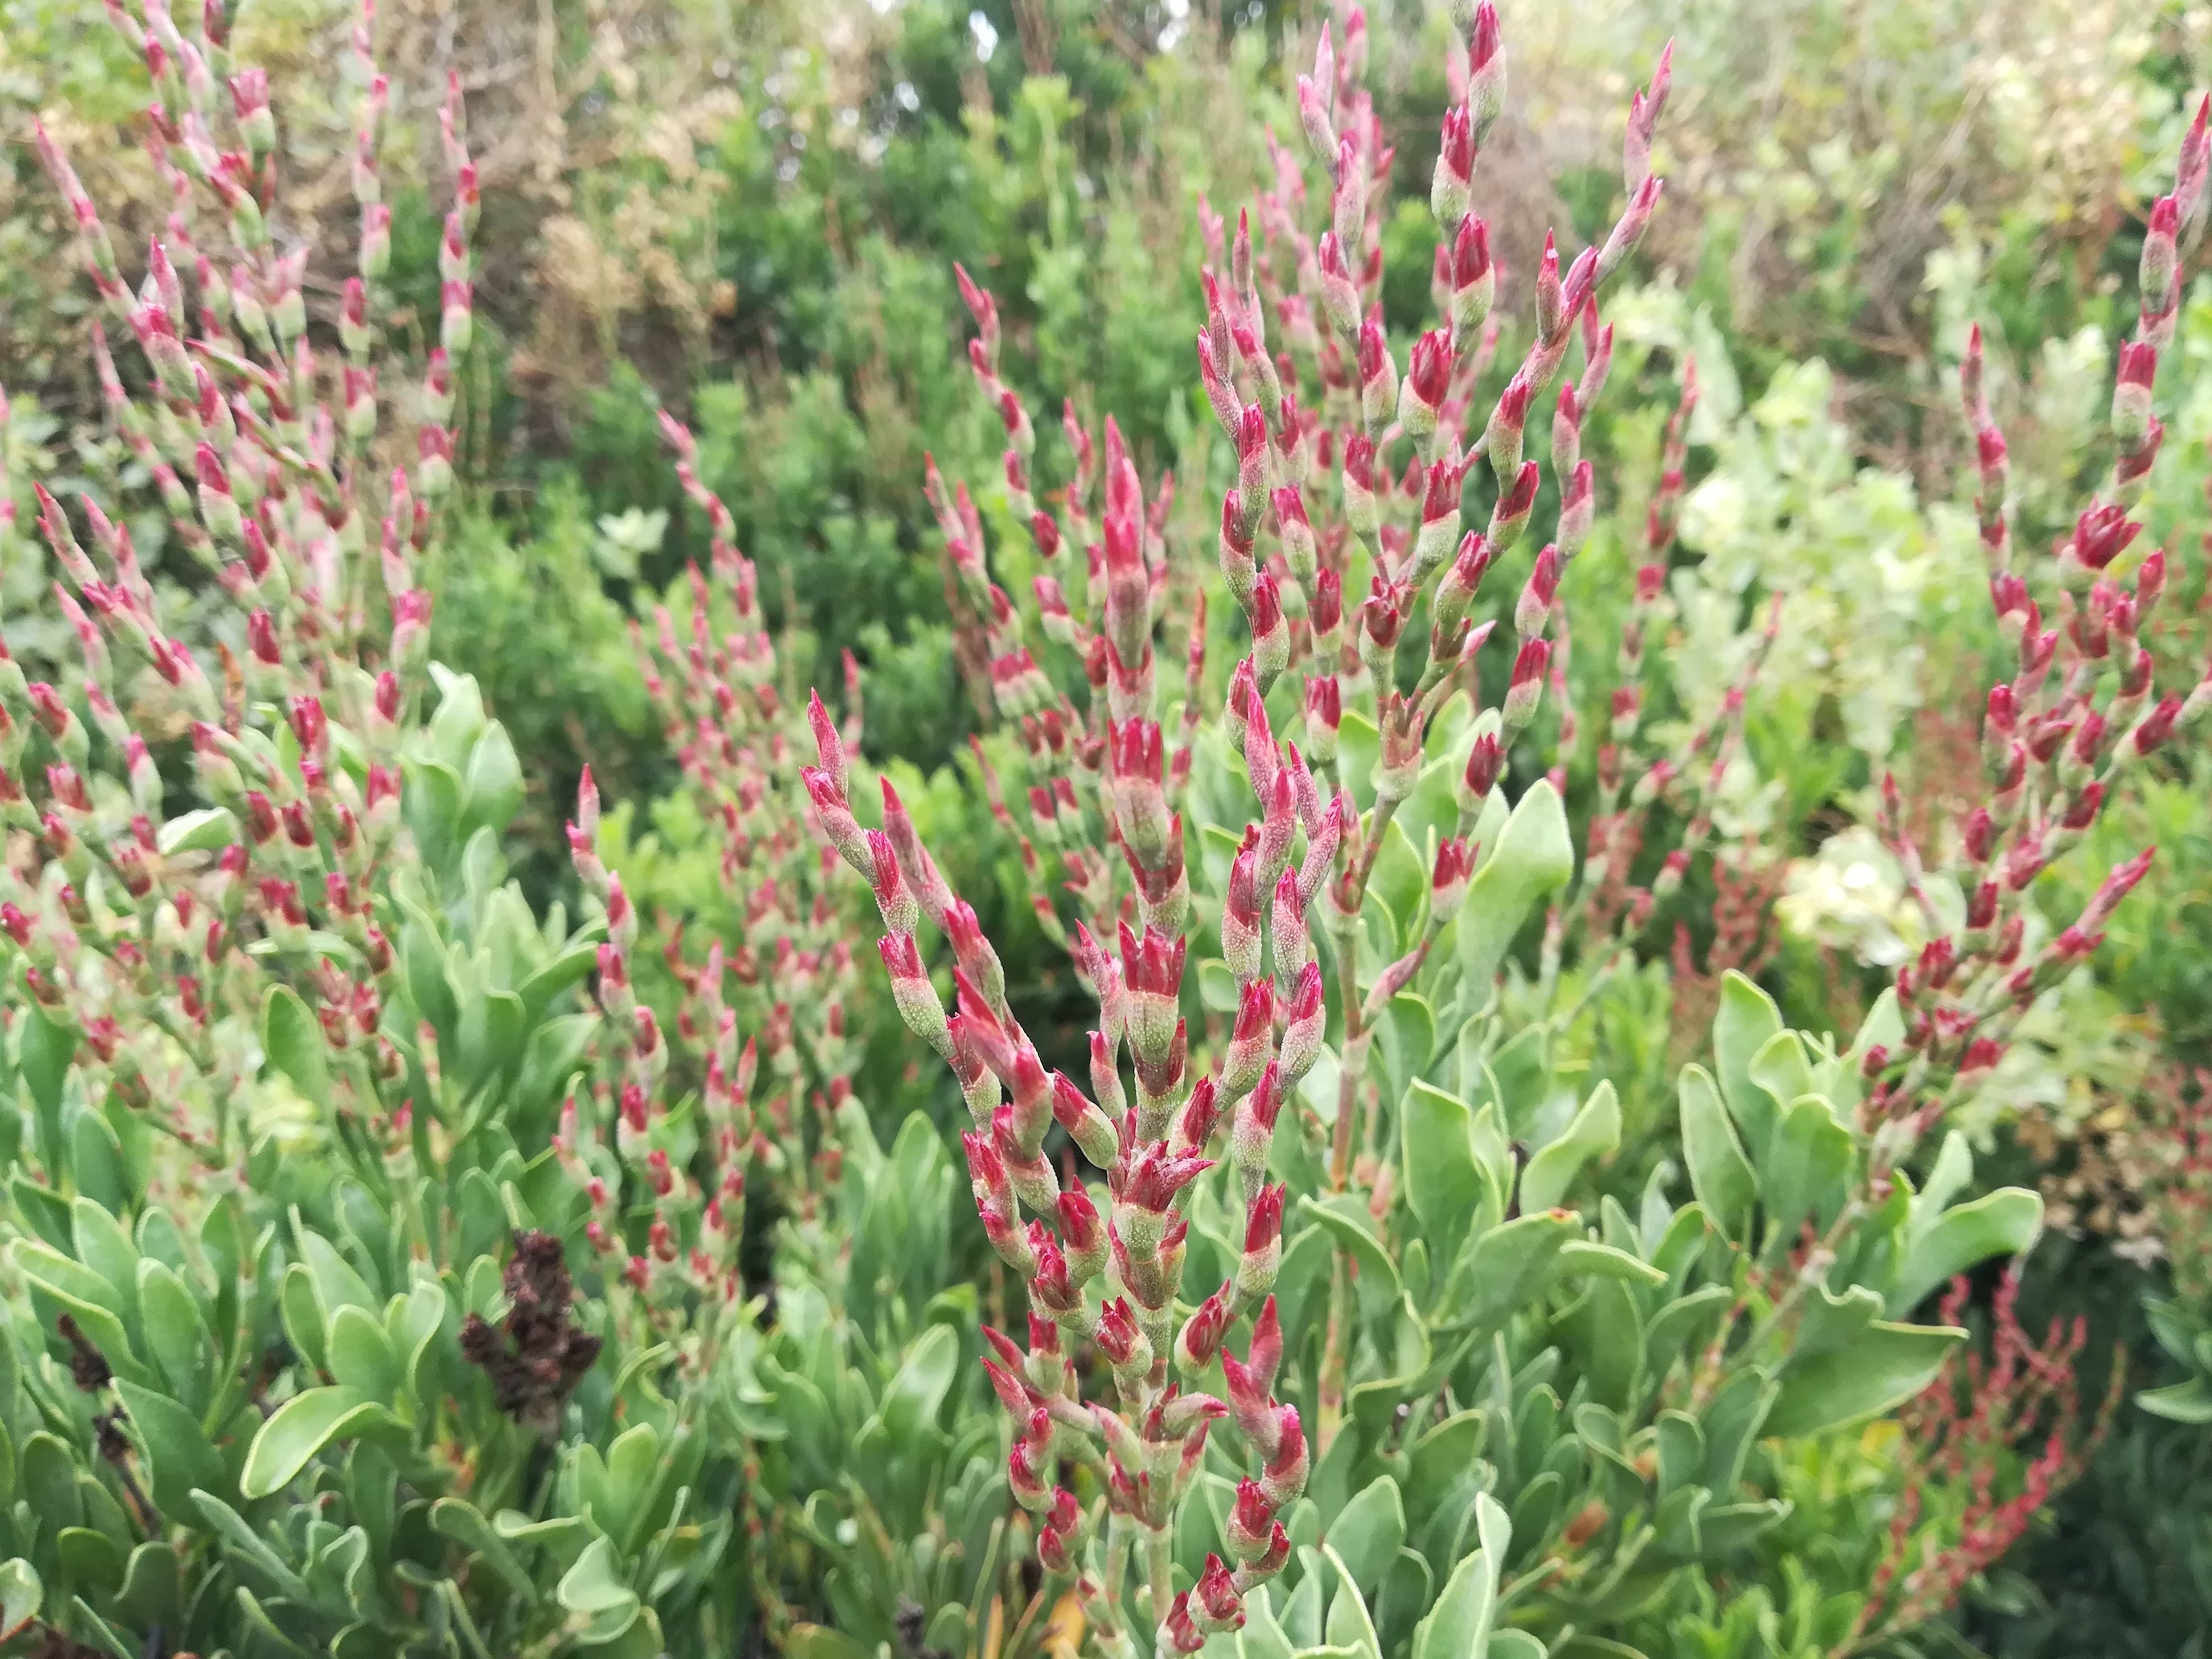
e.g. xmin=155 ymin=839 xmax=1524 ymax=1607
xmin=6 ymin=1 xmax=2212 ymax=1657
xmin=796 ymin=2 xmax=2212 ymax=1653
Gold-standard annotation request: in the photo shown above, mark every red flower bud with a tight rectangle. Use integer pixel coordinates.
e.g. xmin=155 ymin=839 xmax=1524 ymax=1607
xmin=1358 ymin=315 xmax=1397 ymax=431
xmin=1462 ymin=731 xmax=1503 ymax=804
xmin=1244 ymin=1182 xmax=1285 ymax=1255
xmin=1401 ymin=329 xmax=1455 ymax=435
xmin=1096 ymin=1296 xmax=1145 ymax=1368
xmin=1178 ymin=1075 xmax=1223 ymax=1154
xmin=1311 ymin=568 xmax=1343 ymax=639
xmin=2061 ymin=780 xmax=2104 ymax=832
xmin=1260 ymin=1403 xmax=1310 ymax=1508
xmin=1120 ymin=1140 xmax=1213 ymax=1214
xmin=1469 ymin=2 xmax=1506 ymax=139
xmin=1277 ymin=962 xmax=1326 ymax=1085
xmin=1504 ymin=636 xmax=1551 ymax=728
xmin=1058 ymin=1179 xmax=1106 ymax=1263
xmin=1515 ymin=542 xmax=1560 ymax=636
xmin=1431 ymin=835 xmax=1477 ymax=926
xmin=1176 ymin=1283 xmax=1235 ymax=1374
xmin=1487 ymin=459 xmax=1540 ymax=551
xmin=2130 ymin=694 xmax=2183 ymax=758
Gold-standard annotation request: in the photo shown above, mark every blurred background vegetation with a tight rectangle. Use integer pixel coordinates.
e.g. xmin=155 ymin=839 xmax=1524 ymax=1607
xmin=7 ymin=0 xmax=2212 ymax=1649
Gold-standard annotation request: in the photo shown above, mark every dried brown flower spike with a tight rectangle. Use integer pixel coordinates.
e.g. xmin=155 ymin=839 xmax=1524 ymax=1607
xmin=55 ymin=1314 xmax=112 ymax=1394
xmin=459 ymin=1230 xmax=603 ymax=1432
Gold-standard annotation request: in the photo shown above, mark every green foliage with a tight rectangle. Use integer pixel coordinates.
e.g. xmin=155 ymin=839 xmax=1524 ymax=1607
xmin=7 ymin=1 xmax=2212 ymax=1657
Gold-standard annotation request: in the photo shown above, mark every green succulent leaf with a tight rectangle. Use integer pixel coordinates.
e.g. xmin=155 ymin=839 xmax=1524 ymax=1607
xmin=241 ymin=1387 xmax=397 ymax=1500
xmin=882 ymin=1323 xmax=959 ymax=1442
xmin=1745 ymin=1031 xmax=1814 ymax=1130
xmin=156 ymin=807 xmax=238 ymax=855
xmin=1412 ymin=1493 xmax=1508 ymax=1659
xmin=1677 ymin=1065 xmax=1755 ymax=1240
xmin=783 ymin=1628 xmax=873 ymax=1659
xmin=1439 ymin=1210 xmax=1580 ymax=1338
xmin=1887 ymin=1188 xmax=2042 ymax=1315
xmin=1758 ymin=1095 xmax=1855 ymax=1255
xmin=1764 ymin=1319 xmax=1963 ymax=1437
xmin=558 ymin=1536 xmax=643 ymax=1643
xmin=1300 ymin=1196 xmax=1402 ymax=1323
xmin=116 ymin=1380 xmax=230 ymax=1517
xmin=1520 ymin=1081 xmax=1621 ymax=1214
xmin=1329 ymin=1477 xmax=1408 ymax=1600
xmin=1712 ymin=973 xmax=1785 ymax=1153
xmin=431 ymin=1497 xmax=538 ymax=1602
xmin=2138 ymin=1378 xmax=2212 ymax=1423
xmin=1558 ymin=1241 xmax=1666 ymax=1286
xmin=325 ymin=1304 xmax=403 ymax=1402
xmin=136 ymin=1258 xmax=213 ymax=1415
xmin=261 ymin=985 xmax=331 ymax=1111
xmin=1402 ymin=1080 xmax=1491 ymax=1261
xmin=0 ymin=1557 xmax=39 ymax=1641
xmin=1456 ymin=780 xmax=1574 ymax=991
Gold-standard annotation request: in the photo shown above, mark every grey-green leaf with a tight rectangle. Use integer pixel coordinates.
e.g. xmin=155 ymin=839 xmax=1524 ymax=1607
xmin=1412 ymin=1494 xmax=1507 ymax=1659
xmin=1765 ymin=1320 xmax=1963 ymax=1437
xmin=1456 ymin=780 xmax=1574 ymax=990
xmin=1678 ymin=1065 xmax=1755 ymax=1240
xmin=261 ymin=986 xmax=331 ymax=1111
xmin=241 ymin=1387 xmax=396 ymax=1499
xmin=1520 ymin=1081 xmax=1620 ymax=1214
xmin=1887 ymin=1188 xmax=2042 ymax=1316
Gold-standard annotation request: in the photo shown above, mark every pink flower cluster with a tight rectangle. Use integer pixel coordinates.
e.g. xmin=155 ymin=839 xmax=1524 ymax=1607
xmin=1860 ymin=103 xmax=2212 ymax=1168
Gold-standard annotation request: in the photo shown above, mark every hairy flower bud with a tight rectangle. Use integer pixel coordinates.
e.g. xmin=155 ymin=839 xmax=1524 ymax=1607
xmin=2058 ymin=502 xmax=2140 ymax=587
xmin=1043 ymin=1072 xmax=1116 ymax=1170
xmin=1058 ymin=1181 xmax=1108 ymax=1284
xmin=1597 ymin=173 xmax=1664 ymax=286
xmin=1515 ymin=543 xmax=1561 ymax=638
xmin=1430 ymin=837 xmax=1477 ymax=929
xmin=1249 ymin=573 xmax=1289 ymax=690
xmin=1503 ymin=637 xmax=1550 ymax=733
xmin=1262 ymin=965 xmax=1320 ymax=1093
xmin=1192 ymin=1554 xmax=1245 ymax=1635
xmin=2141 ymin=195 xmax=2180 ymax=339
xmin=1449 ymin=214 xmax=1495 ymax=336
xmin=1223 ymin=845 xmax=1264 ymax=982
xmin=1357 ymin=315 xmax=1397 ymax=435
xmin=1273 ymin=485 xmax=1317 ymax=591
xmin=1175 ymin=1284 xmax=1235 ymax=1377
xmin=2113 ymin=341 xmax=2156 ymax=451
xmin=1331 ymin=134 xmax=1367 ymax=261
xmin=1400 ymin=328 xmax=1455 ymax=448
xmin=1487 ymin=461 xmax=1540 ymax=553
xmin=1483 ymin=370 xmax=1532 ymax=487
xmin=878 ymin=934 xmax=952 ymax=1058
xmin=1226 ymin=1478 xmax=1281 ymax=1565
xmin=1259 ymin=1402 xmax=1310 ymax=1509
xmin=1223 ymin=978 xmax=1277 ymax=1101
xmin=1317 ymin=229 xmax=1359 ymax=336
xmin=1468 ymin=3 xmax=1507 ymax=144
xmin=1297 ymin=25 xmax=1336 ymax=163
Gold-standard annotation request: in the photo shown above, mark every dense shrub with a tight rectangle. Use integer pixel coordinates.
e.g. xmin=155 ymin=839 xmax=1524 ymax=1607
xmin=801 ymin=2 xmax=2212 ymax=1653
xmin=4 ymin=1 xmax=2212 ymax=1657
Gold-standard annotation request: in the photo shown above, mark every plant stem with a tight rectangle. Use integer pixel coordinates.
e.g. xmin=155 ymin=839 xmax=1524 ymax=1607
xmin=1145 ymin=1526 xmax=1174 ymax=1653
xmin=1318 ymin=1254 xmax=1351 ymax=1448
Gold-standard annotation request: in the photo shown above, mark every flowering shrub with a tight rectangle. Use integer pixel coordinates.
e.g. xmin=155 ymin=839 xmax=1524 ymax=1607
xmin=6 ymin=2 xmax=2212 ymax=1657
xmin=1631 ymin=1266 xmax=2119 ymax=1658
xmin=800 ymin=4 xmax=2212 ymax=1653
xmin=1853 ymin=1272 xmax=2118 ymax=1646
xmin=0 ymin=5 xmax=1024 ymax=1655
